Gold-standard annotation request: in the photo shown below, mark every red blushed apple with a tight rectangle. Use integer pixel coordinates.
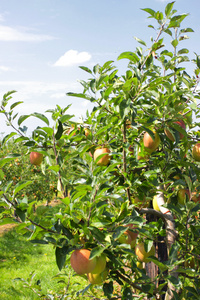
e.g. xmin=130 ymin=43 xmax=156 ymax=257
xmin=192 ymin=143 xmax=200 ymax=162
xmin=165 ymin=120 xmax=186 ymax=142
xmin=135 ymin=242 xmax=155 ymax=263
xmin=94 ymin=148 xmax=110 ymax=166
xmin=30 ymin=152 xmax=43 ymax=166
xmin=143 ymin=131 xmax=160 ymax=153
xmin=84 ymin=128 xmax=91 ymax=137
xmin=191 ymin=191 xmax=200 ymax=203
xmin=70 ymin=249 xmax=96 ymax=275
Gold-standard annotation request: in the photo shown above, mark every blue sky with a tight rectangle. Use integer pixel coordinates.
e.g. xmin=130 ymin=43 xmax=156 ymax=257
xmin=0 ymin=0 xmax=200 ymax=135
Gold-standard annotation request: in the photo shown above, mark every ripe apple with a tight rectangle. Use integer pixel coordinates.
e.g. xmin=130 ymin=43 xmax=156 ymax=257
xmin=66 ymin=126 xmax=76 ymax=136
xmin=87 ymin=268 xmax=108 ymax=285
xmin=165 ymin=120 xmax=186 ymax=142
xmin=94 ymin=148 xmax=110 ymax=166
xmin=192 ymin=143 xmax=200 ymax=162
xmin=30 ymin=152 xmax=43 ymax=166
xmin=143 ymin=131 xmax=160 ymax=153
xmin=84 ymin=128 xmax=91 ymax=137
xmin=152 ymin=195 xmax=160 ymax=211
xmin=177 ymin=188 xmax=191 ymax=205
xmin=91 ymin=253 xmax=107 ymax=274
xmin=191 ymin=191 xmax=200 ymax=203
xmin=70 ymin=249 xmax=96 ymax=275
xmin=135 ymin=242 xmax=155 ymax=263
xmin=118 ymin=224 xmax=138 ymax=248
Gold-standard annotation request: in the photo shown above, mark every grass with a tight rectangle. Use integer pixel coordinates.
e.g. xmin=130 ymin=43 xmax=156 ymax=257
xmin=0 ymin=203 xmax=104 ymax=300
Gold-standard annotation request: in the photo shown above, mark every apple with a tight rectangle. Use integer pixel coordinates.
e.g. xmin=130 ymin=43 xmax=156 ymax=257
xmin=143 ymin=131 xmax=160 ymax=153
xmin=165 ymin=120 xmax=186 ymax=142
xmin=177 ymin=188 xmax=191 ymax=205
xmin=94 ymin=148 xmax=110 ymax=166
xmin=192 ymin=143 xmax=200 ymax=162
xmin=91 ymin=253 xmax=107 ymax=274
xmin=136 ymin=261 xmax=143 ymax=269
xmin=131 ymin=195 xmax=147 ymax=208
xmin=30 ymin=152 xmax=43 ymax=166
xmin=152 ymin=195 xmax=160 ymax=211
xmin=84 ymin=128 xmax=91 ymax=137
xmin=70 ymin=249 xmax=96 ymax=275
xmin=135 ymin=242 xmax=155 ymax=263
xmin=191 ymin=191 xmax=200 ymax=203
xmin=66 ymin=126 xmax=76 ymax=136
xmin=87 ymin=268 xmax=108 ymax=285
xmin=126 ymin=119 xmax=131 ymax=129
xmin=118 ymin=224 xmax=138 ymax=248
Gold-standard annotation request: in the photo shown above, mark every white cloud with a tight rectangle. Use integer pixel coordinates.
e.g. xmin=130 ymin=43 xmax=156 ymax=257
xmin=54 ymin=50 xmax=91 ymax=67
xmin=0 ymin=25 xmax=55 ymax=42
xmin=0 ymin=65 xmax=12 ymax=71
xmin=50 ymin=93 xmax=66 ymax=99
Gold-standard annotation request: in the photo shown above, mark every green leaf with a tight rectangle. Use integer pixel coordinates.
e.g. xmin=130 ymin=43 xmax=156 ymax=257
xmin=148 ymin=257 xmax=168 ymax=272
xmin=31 ymin=112 xmax=49 ymax=125
xmin=180 ymin=27 xmax=194 ymax=33
xmin=2 ymin=132 xmax=17 ymax=144
xmin=171 ymin=39 xmax=178 ymax=48
xmin=55 ymin=246 xmax=69 ymax=271
xmin=134 ymin=36 xmax=147 ymax=46
xmin=141 ymin=8 xmax=156 ymax=18
xmin=67 ymin=92 xmax=91 ymax=100
xmin=79 ymin=66 xmax=93 ymax=74
xmin=0 ymin=168 xmax=4 ymax=180
xmin=15 ymin=208 xmax=26 ymax=222
xmin=185 ymin=286 xmax=199 ymax=297
xmin=59 ymin=114 xmax=73 ymax=123
xmin=10 ymin=101 xmax=23 ymax=110
xmin=55 ymin=121 xmax=63 ymax=140
xmin=122 ymin=287 xmax=133 ymax=300
xmin=165 ymin=2 xmax=175 ymax=17
xmin=0 ymin=154 xmax=21 ymax=167
xmin=90 ymin=247 xmax=104 ymax=260
xmin=41 ymin=127 xmax=54 ymax=136
xmin=103 ymin=281 xmax=113 ymax=299
xmin=117 ymin=52 xmax=139 ymax=63
xmin=18 ymin=114 xmax=30 ymax=126
xmin=0 ymin=218 xmax=17 ymax=226
xmin=177 ymin=48 xmax=189 ymax=55
xmin=13 ymin=181 xmax=32 ymax=196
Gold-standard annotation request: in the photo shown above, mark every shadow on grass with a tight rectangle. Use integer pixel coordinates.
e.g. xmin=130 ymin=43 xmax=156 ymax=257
xmin=0 ymin=228 xmax=45 ymax=268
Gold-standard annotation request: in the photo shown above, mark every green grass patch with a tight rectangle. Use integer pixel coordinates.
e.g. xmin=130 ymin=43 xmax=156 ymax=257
xmin=0 ymin=204 xmax=104 ymax=299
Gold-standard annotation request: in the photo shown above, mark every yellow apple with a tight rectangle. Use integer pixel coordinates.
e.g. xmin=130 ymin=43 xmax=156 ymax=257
xmin=94 ymin=148 xmax=110 ymax=166
xmin=87 ymin=268 xmax=108 ymax=285
xmin=135 ymin=242 xmax=155 ymax=263
xmin=177 ymin=188 xmax=191 ymax=205
xmin=91 ymin=253 xmax=107 ymax=274
xmin=152 ymin=195 xmax=160 ymax=211
xmin=192 ymin=143 xmax=200 ymax=162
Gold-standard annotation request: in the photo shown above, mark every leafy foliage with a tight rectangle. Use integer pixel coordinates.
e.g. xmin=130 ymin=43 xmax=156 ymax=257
xmin=1 ymin=2 xmax=200 ymax=299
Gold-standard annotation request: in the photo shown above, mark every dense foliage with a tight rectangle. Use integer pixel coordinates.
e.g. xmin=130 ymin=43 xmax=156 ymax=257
xmin=1 ymin=2 xmax=200 ymax=299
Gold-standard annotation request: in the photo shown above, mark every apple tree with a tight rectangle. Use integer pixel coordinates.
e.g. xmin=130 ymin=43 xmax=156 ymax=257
xmin=1 ymin=2 xmax=200 ymax=299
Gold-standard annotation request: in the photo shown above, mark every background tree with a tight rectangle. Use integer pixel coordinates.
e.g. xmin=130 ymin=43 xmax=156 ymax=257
xmin=1 ymin=2 xmax=200 ymax=299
